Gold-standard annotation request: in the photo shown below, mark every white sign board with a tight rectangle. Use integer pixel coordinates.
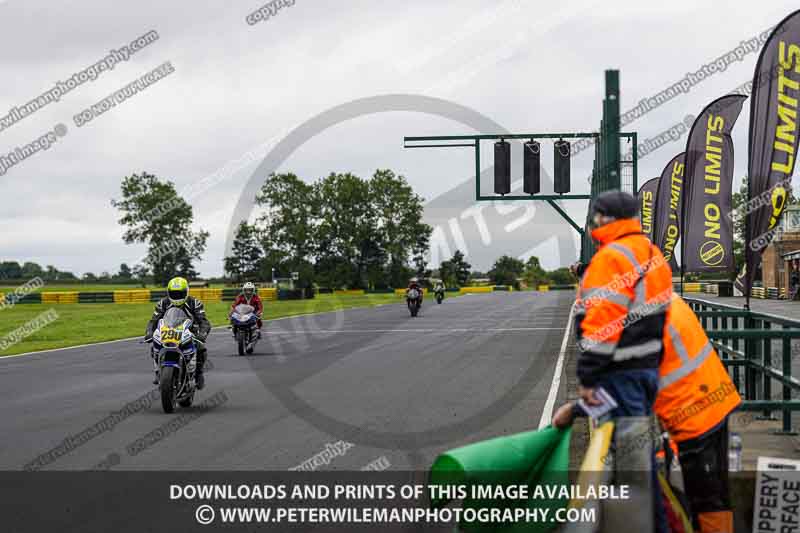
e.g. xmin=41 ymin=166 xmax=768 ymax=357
xmin=753 ymin=456 xmax=800 ymax=533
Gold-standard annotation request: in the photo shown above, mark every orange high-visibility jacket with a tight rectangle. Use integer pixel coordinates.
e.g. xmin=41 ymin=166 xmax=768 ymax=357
xmin=575 ymin=218 xmax=673 ymax=386
xmin=654 ymin=296 xmax=741 ymax=442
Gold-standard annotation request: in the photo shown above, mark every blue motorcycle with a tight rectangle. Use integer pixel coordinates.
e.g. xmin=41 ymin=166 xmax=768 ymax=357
xmin=146 ymin=307 xmax=202 ymax=413
xmin=230 ymin=303 xmax=259 ymax=356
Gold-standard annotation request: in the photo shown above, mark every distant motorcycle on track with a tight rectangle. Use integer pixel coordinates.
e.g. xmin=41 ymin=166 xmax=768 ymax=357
xmin=435 ymin=288 xmax=444 ymax=304
xmin=229 ymin=303 xmax=259 ymax=356
xmin=406 ymin=288 xmax=422 ymax=317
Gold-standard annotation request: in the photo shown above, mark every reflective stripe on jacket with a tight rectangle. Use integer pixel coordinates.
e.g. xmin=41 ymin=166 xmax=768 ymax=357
xmin=575 ymin=218 xmax=673 ymax=386
xmin=654 ymin=296 xmax=741 ymax=442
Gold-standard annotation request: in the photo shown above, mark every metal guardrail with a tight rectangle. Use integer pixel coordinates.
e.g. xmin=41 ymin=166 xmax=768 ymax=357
xmin=685 ymin=297 xmax=800 ymax=434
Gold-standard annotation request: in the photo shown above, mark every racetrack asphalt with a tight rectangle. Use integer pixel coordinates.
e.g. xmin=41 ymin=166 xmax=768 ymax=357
xmin=0 ymin=290 xmax=574 ymax=472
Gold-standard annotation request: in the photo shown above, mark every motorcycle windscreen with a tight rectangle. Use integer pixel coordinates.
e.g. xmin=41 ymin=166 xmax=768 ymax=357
xmin=234 ymin=304 xmax=254 ymax=314
xmin=163 ymin=307 xmax=191 ymax=328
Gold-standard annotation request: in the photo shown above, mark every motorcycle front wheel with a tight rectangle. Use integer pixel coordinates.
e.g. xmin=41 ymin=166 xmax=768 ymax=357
xmin=236 ymin=330 xmax=245 ymax=356
xmin=159 ymin=366 xmax=177 ymax=413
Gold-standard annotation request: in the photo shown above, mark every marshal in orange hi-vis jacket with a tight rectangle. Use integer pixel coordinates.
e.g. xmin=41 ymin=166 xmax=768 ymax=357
xmin=655 ymin=295 xmax=741 ymax=442
xmin=575 ymin=218 xmax=673 ymax=386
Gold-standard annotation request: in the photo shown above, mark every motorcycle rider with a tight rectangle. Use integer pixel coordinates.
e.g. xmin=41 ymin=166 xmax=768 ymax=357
xmin=407 ymin=277 xmax=424 ymax=305
xmin=145 ymin=276 xmax=212 ymax=389
xmin=230 ymin=281 xmax=263 ymax=335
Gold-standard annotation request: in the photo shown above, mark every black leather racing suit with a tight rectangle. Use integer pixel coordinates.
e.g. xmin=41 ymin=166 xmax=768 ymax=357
xmin=145 ymin=296 xmax=212 ymax=375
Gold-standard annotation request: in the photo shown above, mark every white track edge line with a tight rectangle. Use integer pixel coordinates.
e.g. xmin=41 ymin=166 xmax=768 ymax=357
xmin=538 ymin=302 xmax=575 ymax=429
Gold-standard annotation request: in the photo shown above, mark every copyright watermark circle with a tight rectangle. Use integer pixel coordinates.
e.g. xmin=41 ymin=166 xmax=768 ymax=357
xmin=229 ymin=94 xmax=576 ymax=463
xmin=195 ymin=504 xmax=215 ymax=525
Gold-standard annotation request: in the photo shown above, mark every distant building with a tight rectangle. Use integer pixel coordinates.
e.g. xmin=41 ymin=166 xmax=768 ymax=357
xmin=762 ymin=205 xmax=800 ymax=296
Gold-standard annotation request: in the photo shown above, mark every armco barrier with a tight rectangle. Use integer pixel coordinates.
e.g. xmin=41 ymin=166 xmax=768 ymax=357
xmin=538 ymin=285 xmax=550 ymax=292
xmin=277 ymin=288 xmax=315 ymax=300
xmin=41 ymin=292 xmax=79 ymax=304
xmin=189 ymin=288 xmax=222 ymax=302
xmin=394 ymin=288 xmax=429 ymax=296
xmin=223 ymin=287 xmax=277 ymax=302
xmin=335 ymin=289 xmax=366 ymax=296
xmin=113 ymin=290 xmax=151 ymax=304
xmin=459 ymin=286 xmax=493 ymax=294
xmin=78 ymin=291 xmax=114 ymax=303
xmin=492 ymin=285 xmax=511 ymax=291
xmin=683 ymin=282 xmax=702 ymax=293
xmin=260 ymin=288 xmax=277 ymax=301
xmin=1 ymin=292 xmax=42 ymax=304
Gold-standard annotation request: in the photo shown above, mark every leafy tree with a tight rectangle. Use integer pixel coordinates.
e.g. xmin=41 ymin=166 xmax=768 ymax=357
xmin=439 ymin=250 xmax=471 ymax=287
xmin=369 ymin=169 xmax=432 ymax=287
xmin=243 ymin=168 xmax=433 ymax=289
xmin=315 ymin=173 xmax=376 ymax=288
xmin=488 ymin=255 xmax=525 ymax=287
xmin=45 ymin=265 xmax=59 ymax=280
xmin=0 ymin=261 xmax=22 ymax=279
xmin=116 ymin=263 xmax=133 ymax=281
xmin=256 ymin=173 xmax=316 ymax=263
xmin=21 ymin=262 xmax=43 ymax=278
xmin=132 ymin=264 xmax=150 ymax=285
xmin=224 ymin=222 xmax=264 ymax=282
xmin=547 ymin=267 xmax=574 ymax=285
xmin=42 ymin=265 xmax=76 ymax=281
xmin=111 ymin=172 xmax=209 ymax=285
xmin=83 ymin=272 xmax=98 ymax=282
xmin=523 ymin=256 xmax=549 ymax=286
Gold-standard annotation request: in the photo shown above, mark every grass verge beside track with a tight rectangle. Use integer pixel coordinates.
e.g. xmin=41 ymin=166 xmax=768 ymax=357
xmin=0 ymin=293 xmax=409 ymax=357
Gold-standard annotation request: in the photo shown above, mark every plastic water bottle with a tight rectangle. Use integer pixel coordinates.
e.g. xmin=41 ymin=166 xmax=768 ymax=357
xmin=729 ymin=432 xmax=742 ymax=472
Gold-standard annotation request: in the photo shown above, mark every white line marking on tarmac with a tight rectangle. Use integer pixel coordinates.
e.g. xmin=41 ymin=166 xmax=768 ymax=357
xmin=538 ymin=302 xmax=575 ymax=429
xmin=263 ymin=327 xmax=564 ymax=334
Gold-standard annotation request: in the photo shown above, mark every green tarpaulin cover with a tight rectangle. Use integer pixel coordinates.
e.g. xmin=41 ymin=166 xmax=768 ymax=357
xmin=429 ymin=426 xmax=572 ymax=532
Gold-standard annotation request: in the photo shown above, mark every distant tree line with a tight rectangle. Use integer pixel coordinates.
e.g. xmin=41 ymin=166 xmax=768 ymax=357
xmin=433 ymin=251 xmax=576 ymax=289
xmin=225 ymin=170 xmax=432 ymax=289
xmin=0 ymin=260 xmax=146 ymax=284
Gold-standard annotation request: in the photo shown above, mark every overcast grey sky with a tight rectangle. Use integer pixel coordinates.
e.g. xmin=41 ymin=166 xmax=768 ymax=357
xmin=0 ymin=0 xmax=797 ymax=277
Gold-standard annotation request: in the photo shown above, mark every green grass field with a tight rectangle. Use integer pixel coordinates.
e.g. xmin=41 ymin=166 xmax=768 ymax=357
xmin=0 ymin=293 xmax=408 ymax=357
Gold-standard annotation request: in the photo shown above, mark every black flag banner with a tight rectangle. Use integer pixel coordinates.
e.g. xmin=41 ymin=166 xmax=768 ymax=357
xmin=637 ymin=177 xmax=660 ymax=242
xmin=745 ymin=9 xmax=800 ymax=294
xmin=653 ymin=153 xmax=685 ymax=272
xmin=682 ymin=95 xmax=747 ymax=273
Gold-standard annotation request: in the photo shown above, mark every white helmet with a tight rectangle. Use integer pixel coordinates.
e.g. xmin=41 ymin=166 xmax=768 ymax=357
xmin=243 ymin=282 xmax=256 ymax=297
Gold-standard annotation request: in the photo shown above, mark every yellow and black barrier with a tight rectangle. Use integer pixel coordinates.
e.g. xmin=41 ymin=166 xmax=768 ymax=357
xmin=393 ymin=288 xmax=428 ymax=296
xmin=459 ymin=286 xmax=493 ymax=294
xmin=41 ymin=291 xmax=79 ymax=304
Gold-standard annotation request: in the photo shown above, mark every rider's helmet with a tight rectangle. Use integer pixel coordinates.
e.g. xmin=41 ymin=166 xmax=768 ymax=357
xmin=243 ymin=281 xmax=256 ymax=298
xmin=410 ymin=277 xmax=418 ymax=285
xmin=167 ymin=277 xmax=189 ymax=307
